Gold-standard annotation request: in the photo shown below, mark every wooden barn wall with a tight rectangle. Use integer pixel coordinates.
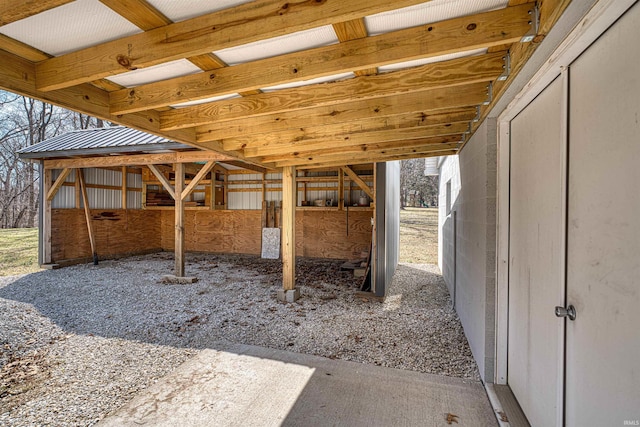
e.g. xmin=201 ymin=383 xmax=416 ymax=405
xmin=51 ymin=209 xmax=161 ymax=262
xmin=160 ymin=209 xmax=372 ymax=259
xmin=160 ymin=210 xmax=263 ymax=255
xmin=296 ymin=210 xmax=372 ymax=259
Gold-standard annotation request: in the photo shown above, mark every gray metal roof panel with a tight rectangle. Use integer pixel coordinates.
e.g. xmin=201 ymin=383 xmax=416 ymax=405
xmin=18 ymin=127 xmax=190 ymax=158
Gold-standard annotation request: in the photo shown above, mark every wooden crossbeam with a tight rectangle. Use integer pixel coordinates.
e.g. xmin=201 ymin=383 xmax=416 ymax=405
xmin=43 ymin=151 xmax=232 ymax=169
xmin=0 ymin=49 xmax=197 ymax=143
xmin=35 ymin=0 xmax=432 ymax=91
xmin=258 ymin=136 xmax=462 ymax=163
xmin=198 ymin=107 xmax=477 ymax=142
xmin=296 ymin=149 xmax=459 ymax=169
xmin=282 ymin=144 xmax=461 ymax=167
xmin=147 ymin=164 xmax=176 ymax=200
xmin=221 ymin=161 xmax=269 ymax=174
xmin=114 ymin=2 xmax=531 ymax=116
xmin=46 ymin=167 xmax=72 ymax=201
xmin=153 ymin=51 xmax=505 ymax=126
xmin=181 ymin=160 xmax=216 ymax=200
xmin=224 ymin=109 xmax=474 ymax=150
xmin=241 ymin=123 xmax=468 ymax=157
xmin=333 ymin=18 xmax=377 ymax=76
xmin=342 ymin=167 xmax=373 ymax=199
xmin=181 ymin=80 xmax=489 ymax=135
xmin=100 ymin=0 xmax=260 ymax=97
xmin=0 ymin=0 xmax=73 ymax=26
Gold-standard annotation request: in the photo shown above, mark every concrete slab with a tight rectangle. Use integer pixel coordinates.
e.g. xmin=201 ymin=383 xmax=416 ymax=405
xmin=277 ymin=288 xmax=300 ymax=303
xmin=99 ymin=343 xmax=496 ymax=427
xmin=261 ymin=227 xmax=281 ymax=259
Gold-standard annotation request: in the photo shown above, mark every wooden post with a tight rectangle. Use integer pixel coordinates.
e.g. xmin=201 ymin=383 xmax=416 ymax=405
xmin=77 ymin=169 xmax=98 ymax=265
xmin=75 ymin=172 xmax=81 ymax=209
xmin=174 ymin=163 xmax=185 ymax=277
xmin=43 ymin=167 xmax=52 ymax=264
xmin=121 ymin=166 xmax=127 ymax=210
xmin=338 ymin=168 xmax=344 ymax=210
xmin=281 ymin=166 xmax=297 ymax=299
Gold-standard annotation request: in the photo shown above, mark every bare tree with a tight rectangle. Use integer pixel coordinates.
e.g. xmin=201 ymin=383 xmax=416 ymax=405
xmin=0 ymin=91 xmax=109 ymax=229
xmin=400 ymin=158 xmax=439 ymax=209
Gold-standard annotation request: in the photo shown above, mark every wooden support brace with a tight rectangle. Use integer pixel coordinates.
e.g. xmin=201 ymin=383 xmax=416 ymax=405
xmin=148 ymin=164 xmax=176 ymax=200
xmin=77 ymin=169 xmax=98 ymax=265
xmin=341 ymin=166 xmax=373 ymax=199
xmin=181 ymin=160 xmax=216 ymax=200
xmin=46 ymin=167 xmax=72 ymax=201
xmin=338 ymin=168 xmax=344 ymax=210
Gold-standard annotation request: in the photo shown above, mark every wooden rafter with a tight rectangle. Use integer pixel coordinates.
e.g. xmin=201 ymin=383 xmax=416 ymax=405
xmin=173 ymin=80 xmax=490 ymax=133
xmin=333 ymin=18 xmax=377 ymax=76
xmin=144 ymin=51 xmax=505 ymax=126
xmin=198 ymin=107 xmax=477 ymax=142
xmin=242 ymin=123 xmax=468 ymax=157
xmin=258 ymin=136 xmax=462 ymax=163
xmin=282 ymin=143 xmax=460 ymax=167
xmin=35 ymin=0 xmax=433 ymax=91
xmin=111 ymin=2 xmax=532 ymax=115
xmin=0 ymin=0 xmax=73 ymax=26
xmin=297 ymin=149 xmax=459 ymax=169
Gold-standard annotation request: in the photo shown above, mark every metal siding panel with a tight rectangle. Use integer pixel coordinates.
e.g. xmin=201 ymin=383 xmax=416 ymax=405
xmin=127 ymin=191 xmax=141 ymax=209
xmin=52 ymin=186 xmax=75 ymax=208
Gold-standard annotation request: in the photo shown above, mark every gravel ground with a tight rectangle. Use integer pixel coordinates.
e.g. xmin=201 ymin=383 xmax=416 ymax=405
xmin=0 ymin=252 xmax=479 ymax=426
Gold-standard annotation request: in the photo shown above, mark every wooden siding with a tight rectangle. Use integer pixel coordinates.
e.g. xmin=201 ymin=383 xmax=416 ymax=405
xmin=52 ymin=208 xmax=372 ymax=262
xmin=51 ymin=209 xmax=162 ymax=262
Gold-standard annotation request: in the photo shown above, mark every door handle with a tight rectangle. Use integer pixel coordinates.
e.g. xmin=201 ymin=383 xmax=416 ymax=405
xmin=555 ymin=305 xmax=576 ymax=321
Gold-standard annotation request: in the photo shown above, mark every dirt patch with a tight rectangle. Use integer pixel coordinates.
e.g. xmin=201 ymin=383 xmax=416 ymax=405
xmin=400 ymin=207 xmax=438 ymax=264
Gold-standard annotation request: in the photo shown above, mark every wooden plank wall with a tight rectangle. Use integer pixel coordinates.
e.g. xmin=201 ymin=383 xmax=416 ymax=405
xmin=51 ymin=209 xmax=162 ymax=262
xmin=160 ymin=210 xmax=263 ymax=255
xmin=160 ymin=209 xmax=372 ymax=259
xmin=297 ymin=210 xmax=372 ymax=259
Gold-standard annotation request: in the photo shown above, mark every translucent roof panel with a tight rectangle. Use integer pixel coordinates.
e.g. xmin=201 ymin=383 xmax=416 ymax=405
xmin=106 ymin=59 xmax=202 ymax=88
xmin=378 ymin=48 xmax=487 ymax=73
xmin=147 ymin=0 xmax=254 ymax=22
xmin=0 ymin=0 xmax=141 ymax=56
xmin=171 ymin=93 xmax=242 ymax=109
xmin=261 ymin=73 xmax=356 ymax=92
xmin=214 ymin=26 xmax=339 ymax=66
xmin=365 ymin=0 xmax=509 ymax=36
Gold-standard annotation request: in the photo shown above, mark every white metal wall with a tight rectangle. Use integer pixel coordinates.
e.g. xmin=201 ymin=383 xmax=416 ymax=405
xmin=51 ymin=167 xmax=142 ymax=209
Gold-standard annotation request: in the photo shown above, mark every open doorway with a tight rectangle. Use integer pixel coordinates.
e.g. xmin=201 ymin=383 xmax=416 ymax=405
xmin=398 ymin=158 xmax=440 ymax=265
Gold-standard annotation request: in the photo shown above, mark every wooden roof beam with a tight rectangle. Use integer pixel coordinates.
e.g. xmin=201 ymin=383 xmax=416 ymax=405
xmin=113 ymin=2 xmax=533 ymax=115
xmin=197 ymin=107 xmax=477 ymax=142
xmin=258 ymin=136 xmax=462 ymax=163
xmin=240 ymin=123 xmax=468 ymax=157
xmin=99 ymin=0 xmax=260 ymax=97
xmin=333 ymin=18 xmax=377 ymax=76
xmin=0 ymin=0 xmax=73 ymax=26
xmin=279 ymin=148 xmax=459 ymax=168
xmin=35 ymin=0 xmax=433 ymax=91
xmin=155 ymin=51 xmax=506 ymax=128
xmin=218 ymin=108 xmax=476 ymax=149
xmin=196 ymin=82 xmax=490 ymax=144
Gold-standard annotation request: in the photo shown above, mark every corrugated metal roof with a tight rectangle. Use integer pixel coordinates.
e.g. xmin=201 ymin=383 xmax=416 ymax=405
xmin=18 ymin=126 xmax=190 ymax=159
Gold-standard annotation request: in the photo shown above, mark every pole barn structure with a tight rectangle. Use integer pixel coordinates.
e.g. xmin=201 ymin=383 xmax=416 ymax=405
xmin=2 ymin=0 xmax=639 ymax=425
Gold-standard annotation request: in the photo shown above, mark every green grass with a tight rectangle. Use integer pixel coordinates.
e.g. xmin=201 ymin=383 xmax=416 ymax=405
xmin=399 ymin=207 xmax=439 ymax=265
xmin=0 ymin=228 xmax=41 ymax=276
